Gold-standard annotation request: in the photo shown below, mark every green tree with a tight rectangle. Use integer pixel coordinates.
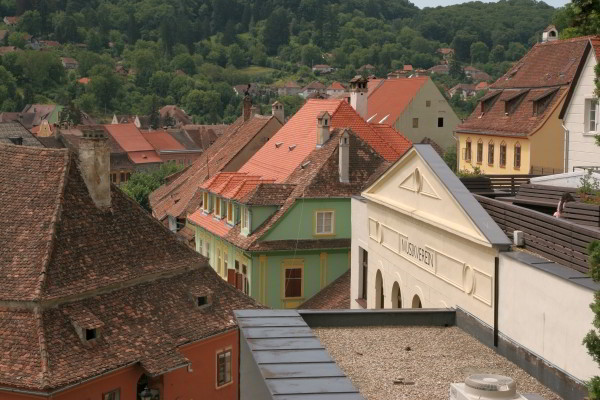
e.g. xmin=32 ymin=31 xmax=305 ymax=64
xmin=470 ymin=41 xmax=489 ymax=64
xmin=301 ymin=44 xmax=322 ymax=66
xmin=170 ymin=53 xmax=196 ymax=75
xmin=149 ymin=71 xmax=172 ymax=98
xmin=263 ymin=7 xmax=290 ymax=55
xmin=489 ymin=45 xmax=505 ymax=63
xmin=17 ymin=10 xmax=41 ymax=36
xmin=452 ymin=30 xmax=478 ymax=61
xmin=59 ymin=102 xmax=83 ymax=127
xmin=120 ymin=163 xmax=185 ymax=211
xmin=506 ymin=42 xmax=527 ymax=61
xmin=87 ymin=65 xmax=121 ymax=112
xmin=8 ymin=32 xmax=27 ymax=49
xmin=227 ymin=44 xmax=246 ymax=68
xmin=583 ymin=241 xmax=600 ymax=399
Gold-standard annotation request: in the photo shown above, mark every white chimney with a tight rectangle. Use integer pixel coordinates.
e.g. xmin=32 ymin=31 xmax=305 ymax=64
xmin=349 ymin=75 xmax=368 ymax=119
xmin=272 ymin=101 xmax=284 ymax=123
xmin=316 ymin=111 xmax=331 ymax=146
xmin=542 ymin=25 xmax=558 ymax=43
xmin=78 ymin=127 xmax=111 ymax=208
xmin=339 ymin=130 xmax=350 ymax=183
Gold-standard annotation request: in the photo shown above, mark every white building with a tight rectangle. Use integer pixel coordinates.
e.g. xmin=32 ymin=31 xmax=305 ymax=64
xmin=561 ymin=38 xmax=600 ymax=172
xmin=351 ymin=144 xmax=599 ymax=385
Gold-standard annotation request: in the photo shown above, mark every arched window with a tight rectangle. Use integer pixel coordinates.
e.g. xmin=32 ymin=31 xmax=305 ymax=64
xmin=488 ymin=140 xmax=495 ymax=165
xmin=476 ymin=139 xmax=483 ymax=164
xmin=514 ymin=142 xmax=521 ymax=169
xmin=499 ymin=141 xmax=507 ymax=167
xmin=375 ymin=270 xmax=384 ymax=309
xmin=464 ymin=138 xmax=472 ymax=162
xmin=391 ymin=282 xmax=402 ymax=309
xmin=411 ymin=294 xmax=422 ymax=309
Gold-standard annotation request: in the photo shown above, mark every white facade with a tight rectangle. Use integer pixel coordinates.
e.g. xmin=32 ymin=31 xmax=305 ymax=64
xmin=563 ymin=47 xmax=600 ymax=172
xmin=499 ymin=253 xmax=598 ymax=382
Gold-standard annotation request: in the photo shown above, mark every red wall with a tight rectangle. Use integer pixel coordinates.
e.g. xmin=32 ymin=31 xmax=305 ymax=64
xmin=0 ymin=330 xmax=239 ymax=400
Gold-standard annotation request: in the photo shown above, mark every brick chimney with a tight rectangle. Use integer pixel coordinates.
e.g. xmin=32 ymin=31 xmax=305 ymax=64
xmin=349 ymin=75 xmax=368 ymax=119
xmin=542 ymin=25 xmax=558 ymax=43
xmin=316 ymin=111 xmax=331 ymax=147
xmin=272 ymin=101 xmax=284 ymax=123
xmin=339 ymin=130 xmax=350 ymax=183
xmin=78 ymin=127 xmax=111 ymax=208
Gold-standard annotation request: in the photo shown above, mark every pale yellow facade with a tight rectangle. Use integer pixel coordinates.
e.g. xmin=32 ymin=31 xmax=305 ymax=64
xmin=457 ymin=94 xmax=566 ymax=175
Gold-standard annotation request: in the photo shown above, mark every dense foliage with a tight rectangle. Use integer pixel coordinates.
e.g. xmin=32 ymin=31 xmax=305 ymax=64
xmin=0 ymin=0 xmax=557 ymax=122
xmin=120 ymin=162 xmax=185 ymax=211
xmin=584 ymin=241 xmax=600 ymax=399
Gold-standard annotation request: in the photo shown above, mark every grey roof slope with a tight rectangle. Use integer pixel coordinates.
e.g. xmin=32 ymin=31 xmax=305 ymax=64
xmin=0 ymin=122 xmax=43 ymax=147
xmin=235 ymin=309 xmax=364 ymax=400
xmin=413 ymin=144 xmax=511 ymax=247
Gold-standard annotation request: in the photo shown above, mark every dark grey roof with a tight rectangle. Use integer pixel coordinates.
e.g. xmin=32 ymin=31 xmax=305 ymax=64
xmin=234 ymin=309 xmax=365 ymax=400
xmin=0 ymin=122 xmax=43 ymax=147
xmin=413 ymin=144 xmax=511 ymax=248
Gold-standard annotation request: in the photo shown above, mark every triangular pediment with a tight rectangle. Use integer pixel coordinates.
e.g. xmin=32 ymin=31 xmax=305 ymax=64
xmin=363 ymin=147 xmax=492 ymax=246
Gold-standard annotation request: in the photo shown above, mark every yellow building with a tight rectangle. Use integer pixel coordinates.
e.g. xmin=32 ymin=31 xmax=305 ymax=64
xmin=455 ymin=34 xmax=590 ymax=175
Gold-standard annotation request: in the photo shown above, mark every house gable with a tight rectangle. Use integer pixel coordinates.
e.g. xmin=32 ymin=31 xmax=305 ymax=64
xmin=363 ymin=145 xmax=509 ymax=248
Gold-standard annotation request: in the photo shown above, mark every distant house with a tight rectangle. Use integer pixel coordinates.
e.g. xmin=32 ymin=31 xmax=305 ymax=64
xmin=39 ymin=40 xmax=60 ymax=48
xmin=300 ymin=81 xmax=327 ymax=98
xmin=3 ymin=16 xmax=19 ymax=26
xmin=366 ymin=76 xmax=461 ymax=150
xmin=357 ymin=64 xmax=375 ymax=73
xmin=312 ymin=64 xmax=334 ymax=74
xmin=464 ymin=66 xmax=491 ymax=82
xmin=78 ymin=77 xmax=90 ymax=85
xmin=475 ymin=81 xmax=489 ymax=91
xmin=278 ymin=81 xmax=302 ymax=96
xmin=111 ymin=114 xmax=150 ymax=129
xmin=437 ymin=47 xmax=455 ymax=64
xmin=0 ymin=46 xmax=18 ymax=55
xmin=160 ymin=105 xmax=192 ymax=126
xmin=142 ymin=129 xmax=203 ymax=166
xmin=233 ymin=83 xmax=259 ymax=97
xmin=0 ymin=112 xmax=36 ymax=129
xmin=327 ymin=81 xmax=346 ymax=96
xmin=60 ymin=57 xmax=79 ymax=69
xmin=403 ymin=64 xmax=413 ymax=72
xmin=448 ymin=83 xmax=478 ymax=100
xmin=180 ymin=124 xmax=229 ymax=150
xmin=0 ymin=30 xmax=7 ymax=41
xmin=0 ymin=122 xmax=43 ymax=147
xmin=21 ymin=104 xmax=64 ymax=126
xmin=427 ymin=64 xmax=449 ymax=75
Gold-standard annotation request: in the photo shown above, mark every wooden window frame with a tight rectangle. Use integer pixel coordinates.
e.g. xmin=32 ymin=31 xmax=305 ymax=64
xmin=281 ymin=259 xmax=304 ymax=300
xmin=499 ymin=141 xmax=507 ymax=168
xmin=314 ymin=210 xmax=335 ymax=236
xmin=514 ymin=142 xmax=521 ymax=169
xmin=215 ymin=197 xmax=221 ymax=218
xmin=203 ymin=192 xmax=209 ymax=212
xmin=227 ymin=201 xmax=233 ymax=224
xmin=412 ymin=118 xmax=419 ymax=128
xmin=465 ymin=138 xmax=472 ymax=162
xmin=216 ymin=348 xmax=233 ymax=388
xmin=488 ymin=141 xmax=494 ymax=165
xmin=476 ymin=140 xmax=483 ymax=164
xmin=103 ymin=389 xmax=120 ymax=400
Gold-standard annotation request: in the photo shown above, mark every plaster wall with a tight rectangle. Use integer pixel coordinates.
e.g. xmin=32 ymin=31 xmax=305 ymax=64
xmin=457 ymin=133 xmax=531 ymax=175
xmin=222 ymin=117 xmax=282 ymax=172
xmin=564 ymin=50 xmax=600 ymax=171
xmin=529 ymin=95 xmax=566 ymax=174
xmin=530 ymin=171 xmax=600 ymax=188
xmin=351 ymin=197 xmax=370 ymax=309
xmin=394 ymin=79 xmax=460 ymax=150
xmin=498 ymin=253 xmax=598 ymax=382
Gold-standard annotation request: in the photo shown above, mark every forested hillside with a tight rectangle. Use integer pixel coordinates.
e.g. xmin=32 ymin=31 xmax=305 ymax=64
xmin=0 ymin=0 xmax=558 ymax=123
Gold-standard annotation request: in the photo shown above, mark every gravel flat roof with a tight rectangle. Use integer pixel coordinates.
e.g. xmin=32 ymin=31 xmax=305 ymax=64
xmin=313 ymin=326 xmax=561 ymax=400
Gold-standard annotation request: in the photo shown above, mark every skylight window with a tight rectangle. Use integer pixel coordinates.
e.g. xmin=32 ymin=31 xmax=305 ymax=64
xmin=85 ymin=328 xmax=97 ymax=341
xmin=289 ymin=145 xmax=296 ymax=151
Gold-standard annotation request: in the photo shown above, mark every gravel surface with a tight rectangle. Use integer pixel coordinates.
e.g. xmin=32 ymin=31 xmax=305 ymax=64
xmin=313 ymin=326 xmax=562 ymax=400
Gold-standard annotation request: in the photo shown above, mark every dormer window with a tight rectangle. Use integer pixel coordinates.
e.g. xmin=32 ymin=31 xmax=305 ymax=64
xmin=86 ymin=328 xmax=97 ymax=341
xmin=503 ymin=89 xmax=529 ymax=116
xmin=197 ymin=296 xmax=208 ymax=307
xmin=203 ymin=192 xmax=209 ymax=212
xmin=215 ymin=196 xmax=221 ymax=217
xmin=191 ymin=291 xmax=211 ymax=309
xmin=532 ymin=87 xmax=558 ymax=116
xmin=227 ymin=201 xmax=233 ymax=223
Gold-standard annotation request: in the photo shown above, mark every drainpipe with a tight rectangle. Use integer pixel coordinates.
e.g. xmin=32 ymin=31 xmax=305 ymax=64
xmin=494 ymin=256 xmax=499 ymax=348
xmin=562 ymin=123 xmax=569 ymax=172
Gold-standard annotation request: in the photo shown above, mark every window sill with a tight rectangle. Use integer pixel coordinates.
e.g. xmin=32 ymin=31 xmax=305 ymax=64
xmin=313 ymin=233 xmax=335 ymax=238
xmin=583 ymin=131 xmax=598 ymax=136
xmin=355 ymin=298 xmax=367 ymax=309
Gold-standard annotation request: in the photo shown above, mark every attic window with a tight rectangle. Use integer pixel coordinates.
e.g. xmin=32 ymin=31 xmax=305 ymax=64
xmin=289 ymin=144 xmax=296 ymax=151
xmin=8 ymin=136 xmax=23 ymax=145
xmin=197 ymin=296 xmax=209 ymax=307
xmin=503 ymin=90 xmax=529 ymax=116
xmin=85 ymin=328 xmax=97 ymax=341
xmin=532 ymin=87 xmax=559 ymax=116
xmin=275 ymin=142 xmax=283 ymax=148
xmin=301 ymin=161 xmax=311 ymax=169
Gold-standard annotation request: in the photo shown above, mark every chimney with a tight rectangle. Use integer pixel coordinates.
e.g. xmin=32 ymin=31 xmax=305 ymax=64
xmin=78 ymin=127 xmax=111 ymax=208
xmin=243 ymin=94 xmax=252 ymax=122
xmin=250 ymin=105 xmax=259 ymax=117
xmin=339 ymin=130 xmax=350 ymax=183
xmin=271 ymin=101 xmax=284 ymax=123
xmin=542 ymin=25 xmax=558 ymax=43
xmin=316 ymin=111 xmax=331 ymax=147
xmin=349 ymin=75 xmax=368 ymax=119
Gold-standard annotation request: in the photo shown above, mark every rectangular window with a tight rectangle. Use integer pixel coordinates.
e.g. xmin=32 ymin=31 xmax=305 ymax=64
xmin=111 ymin=173 xmax=116 ymax=183
xmin=206 ymin=242 xmax=210 ymax=259
xmin=412 ymin=118 xmax=419 ymax=128
xmin=488 ymin=143 xmax=494 ymax=165
xmin=315 ymin=211 xmax=334 ymax=235
xmin=217 ymin=248 xmax=223 ymax=275
xmin=284 ymin=267 xmax=302 ymax=298
xmin=514 ymin=145 xmax=521 ymax=169
xmin=361 ymin=248 xmax=368 ymax=300
xmin=120 ymin=172 xmax=125 ymax=182
xmin=476 ymin=142 xmax=483 ymax=164
xmin=215 ymin=197 xmax=221 ymax=217
xmin=587 ymin=99 xmax=598 ymax=133
xmin=500 ymin=144 xmax=507 ymax=167
xmin=464 ymin=141 xmax=471 ymax=161
xmin=437 ymin=117 xmax=444 ymax=127
xmin=203 ymin=192 xmax=209 ymax=212
xmin=217 ymin=350 xmax=232 ymax=387
xmin=224 ymin=249 xmax=228 ymax=271
xmin=242 ymin=207 xmax=250 ymax=230
xmin=199 ymin=238 xmax=203 ymax=254
xmin=242 ymin=264 xmax=249 ymax=294
xmin=426 ymin=100 xmax=431 ymax=107
xmin=103 ymin=390 xmax=120 ymax=400
xmin=227 ymin=202 xmax=233 ymax=223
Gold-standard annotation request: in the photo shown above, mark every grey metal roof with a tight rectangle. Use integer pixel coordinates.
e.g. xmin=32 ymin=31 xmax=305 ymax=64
xmin=0 ymin=122 xmax=43 ymax=147
xmin=413 ymin=144 xmax=511 ymax=248
xmin=235 ymin=309 xmax=365 ymax=400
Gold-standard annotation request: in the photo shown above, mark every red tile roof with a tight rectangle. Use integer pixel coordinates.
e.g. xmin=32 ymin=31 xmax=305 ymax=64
xmin=77 ymin=77 xmax=90 ymax=84
xmin=105 ymin=123 xmax=154 ymax=152
xmin=328 ymin=81 xmax=345 ymax=90
xmin=239 ymin=99 xmax=409 ymax=182
xmin=142 ymin=130 xmax=185 ymax=151
xmin=0 ymin=143 xmax=260 ymax=391
xmin=128 ymin=150 xmax=163 ymax=164
xmin=149 ymin=114 xmax=281 ymax=221
xmin=369 ymin=124 xmax=412 ymax=156
xmin=188 ymin=209 xmax=232 ymax=237
xmin=591 ymin=37 xmax=600 ymax=61
xmin=299 ymin=270 xmax=350 ymax=309
xmin=366 ymin=77 xmax=428 ymax=125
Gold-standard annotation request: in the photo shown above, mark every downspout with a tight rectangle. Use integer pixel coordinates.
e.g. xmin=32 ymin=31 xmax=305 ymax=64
xmin=562 ymin=123 xmax=569 ymax=172
xmin=494 ymin=255 xmax=499 ymax=348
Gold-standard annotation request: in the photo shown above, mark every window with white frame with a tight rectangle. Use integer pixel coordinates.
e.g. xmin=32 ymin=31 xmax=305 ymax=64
xmin=242 ymin=206 xmax=250 ymax=231
xmin=198 ymin=238 xmax=203 ymax=254
xmin=315 ymin=211 xmax=334 ymax=235
xmin=586 ymin=98 xmax=598 ymax=133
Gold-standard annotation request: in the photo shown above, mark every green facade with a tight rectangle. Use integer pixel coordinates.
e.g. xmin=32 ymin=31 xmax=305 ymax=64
xmin=191 ymin=197 xmax=351 ymax=309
